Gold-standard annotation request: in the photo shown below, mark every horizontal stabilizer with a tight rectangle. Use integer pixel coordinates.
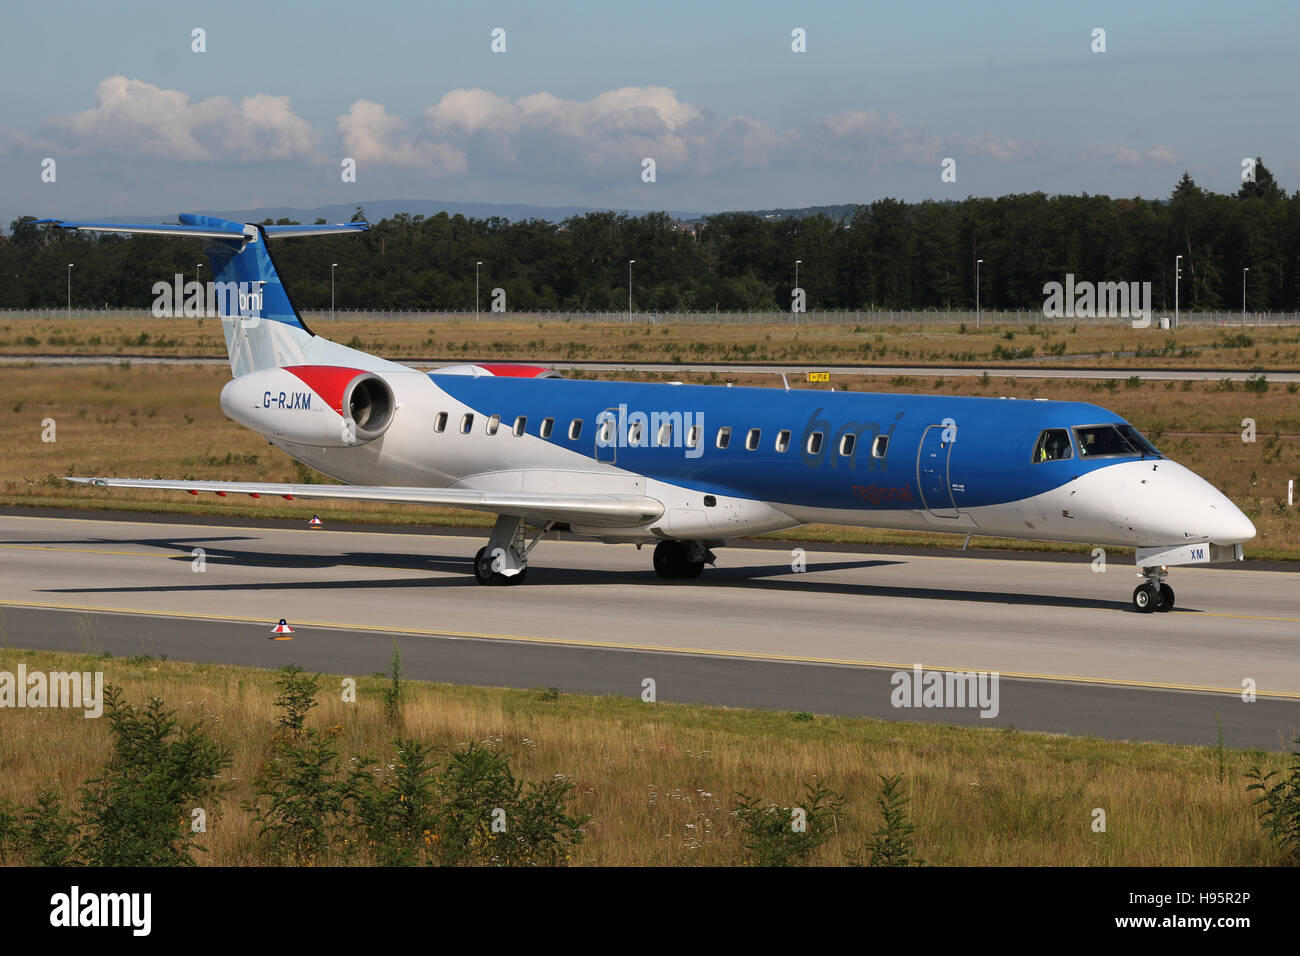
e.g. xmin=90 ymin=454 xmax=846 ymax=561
xmin=262 ymin=223 xmax=369 ymax=237
xmin=66 ymin=477 xmax=664 ymax=527
xmin=37 ymin=219 xmax=369 ymax=240
xmin=36 ymin=219 xmax=246 ymax=240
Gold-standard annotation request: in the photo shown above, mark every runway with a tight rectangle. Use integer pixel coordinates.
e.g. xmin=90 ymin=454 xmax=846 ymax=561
xmin=2 ymin=513 xmax=1298 ymax=749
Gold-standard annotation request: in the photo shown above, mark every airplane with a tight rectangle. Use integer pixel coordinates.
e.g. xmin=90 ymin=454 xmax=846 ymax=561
xmin=39 ymin=214 xmax=1256 ymax=613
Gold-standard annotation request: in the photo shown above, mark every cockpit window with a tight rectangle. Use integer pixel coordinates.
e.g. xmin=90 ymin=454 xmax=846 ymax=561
xmin=1032 ymin=428 xmax=1073 ymax=463
xmin=1073 ymin=423 xmax=1161 ymax=459
xmin=1116 ymin=424 xmax=1161 ymax=457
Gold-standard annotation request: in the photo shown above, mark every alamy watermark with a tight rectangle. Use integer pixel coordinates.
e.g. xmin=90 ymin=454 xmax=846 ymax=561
xmin=1042 ymin=273 xmax=1151 ymax=327
xmin=151 ymin=275 xmax=264 ymax=322
xmin=595 ymin=404 xmax=705 ymax=459
xmin=0 ymin=665 xmax=104 ymax=717
xmin=890 ymin=664 xmax=999 ymax=719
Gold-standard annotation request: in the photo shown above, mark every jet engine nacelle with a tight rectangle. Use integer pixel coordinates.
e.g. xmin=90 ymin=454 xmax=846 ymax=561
xmin=220 ymin=365 xmax=395 ymax=447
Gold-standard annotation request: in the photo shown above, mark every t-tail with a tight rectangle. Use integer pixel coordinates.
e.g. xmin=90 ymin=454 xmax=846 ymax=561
xmin=37 ymin=214 xmax=400 ymax=376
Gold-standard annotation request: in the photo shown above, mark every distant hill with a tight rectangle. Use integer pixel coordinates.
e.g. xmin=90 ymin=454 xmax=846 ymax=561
xmin=741 ymin=204 xmax=863 ymax=222
xmin=192 ymin=199 xmax=711 ymax=225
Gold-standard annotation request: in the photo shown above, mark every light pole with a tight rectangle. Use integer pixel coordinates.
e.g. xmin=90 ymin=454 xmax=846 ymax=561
xmin=1174 ymin=255 xmax=1182 ymax=330
xmin=331 ymin=263 xmax=339 ymax=320
xmin=794 ymin=259 xmax=802 ymax=326
xmin=66 ymin=263 xmax=73 ymax=318
xmin=475 ymin=260 xmax=482 ymax=318
xmin=628 ymin=259 xmax=635 ymax=323
xmin=975 ymin=259 xmax=983 ymax=329
xmin=1242 ymin=267 xmax=1249 ymax=326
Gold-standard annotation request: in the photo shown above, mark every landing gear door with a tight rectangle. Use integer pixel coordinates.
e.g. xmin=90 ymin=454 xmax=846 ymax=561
xmin=917 ymin=424 xmax=959 ymax=517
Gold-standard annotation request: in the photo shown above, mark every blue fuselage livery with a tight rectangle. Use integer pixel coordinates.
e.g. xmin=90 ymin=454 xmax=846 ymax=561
xmin=427 ymin=376 xmax=1136 ymax=513
xmin=46 ymin=212 xmax=1255 ymax=613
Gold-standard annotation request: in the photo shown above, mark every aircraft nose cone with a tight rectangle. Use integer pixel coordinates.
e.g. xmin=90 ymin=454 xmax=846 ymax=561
xmin=1115 ymin=460 xmax=1255 ymax=545
xmin=1208 ymin=502 xmax=1255 ymax=545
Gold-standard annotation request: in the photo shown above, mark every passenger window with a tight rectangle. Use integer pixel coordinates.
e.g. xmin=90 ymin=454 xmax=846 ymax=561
xmin=460 ymin=413 xmax=474 ymax=434
xmin=658 ymin=422 xmax=673 ymax=446
xmin=807 ymin=431 xmax=823 ymax=455
xmin=871 ymin=435 xmax=889 ymax=458
xmin=1033 ymin=428 xmax=1074 ymax=463
xmin=775 ymin=430 xmax=791 ymax=453
xmin=513 ymin=416 xmax=527 ymax=436
xmin=434 ymin=411 xmax=448 ymax=433
xmin=599 ymin=417 xmax=615 ymax=443
xmin=486 ymin=414 xmax=501 ymax=436
xmin=629 ymin=421 xmax=643 ymax=444
xmin=569 ymin=419 xmax=582 ymax=441
xmin=746 ymin=428 xmax=761 ymax=451
xmin=687 ymin=424 xmax=701 ymax=448
xmin=540 ymin=417 xmax=554 ymax=439
xmin=839 ymin=433 xmax=856 ymax=457
xmin=716 ymin=426 xmax=731 ymax=449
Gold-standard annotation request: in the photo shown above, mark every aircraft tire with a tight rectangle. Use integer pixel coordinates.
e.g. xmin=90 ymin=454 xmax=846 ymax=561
xmin=1156 ymin=583 xmax=1174 ymax=612
xmin=653 ymin=540 xmax=683 ymax=579
xmin=1132 ymin=583 xmax=1158 ymax=613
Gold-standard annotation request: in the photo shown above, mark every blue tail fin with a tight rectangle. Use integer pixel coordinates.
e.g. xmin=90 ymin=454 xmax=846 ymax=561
xmin=181 ymin=214 xmax=312 ymax=333
xmin=40 ymin=214 xmax=370 ymax=375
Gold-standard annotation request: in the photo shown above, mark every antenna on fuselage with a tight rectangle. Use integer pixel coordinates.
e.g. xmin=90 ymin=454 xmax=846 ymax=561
xmin=781 ymin=373 xmax=789 ymax=394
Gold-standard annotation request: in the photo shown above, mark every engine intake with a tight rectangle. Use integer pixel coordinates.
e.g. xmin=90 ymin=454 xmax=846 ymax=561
xmin=343 ymin=373 xmax=394 ymax=441
xmin=220 ymin=365 xmax=397 ymax=447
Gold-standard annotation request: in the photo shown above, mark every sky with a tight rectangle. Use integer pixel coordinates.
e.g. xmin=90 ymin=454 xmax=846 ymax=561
xmin=1 ymin=0 xmax=1296 ymax=227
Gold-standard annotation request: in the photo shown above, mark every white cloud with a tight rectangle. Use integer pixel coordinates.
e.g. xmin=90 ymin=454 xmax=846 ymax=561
xmin=424 ymin=85 xmax=703 ymax=177
xmin=42 ymin=76 xmax=316 ymax=161
xmin=1099 ymin=144 xmax=1179 ymax=167
xmin=338 ymin=99 xmax=466 ymax=173
xmin=23 ymin=76 xmax=1063 ymax=187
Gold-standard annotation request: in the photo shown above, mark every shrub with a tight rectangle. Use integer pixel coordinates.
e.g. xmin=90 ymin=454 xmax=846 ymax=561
xmin=856 ymin=772 xmax=923 ymax=866
xmin=1245 ymin=736 xmax=1300 ymax=861
xmin=247 ymin=727 xmax=350 ymax=864
xmin=76 ymin=687 xmax=232 ymax=866
xmin=732 ymin=780 xmax=845 ymax=866
xmin=348 ymin=738 xmax=441 ymax=866
xmin=273 ymin=664 xmax=320 ymax=738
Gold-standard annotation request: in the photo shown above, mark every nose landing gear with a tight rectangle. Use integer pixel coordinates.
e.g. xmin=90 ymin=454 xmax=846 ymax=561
xmin=1133 ymin=566 xmax=1175 ymax=613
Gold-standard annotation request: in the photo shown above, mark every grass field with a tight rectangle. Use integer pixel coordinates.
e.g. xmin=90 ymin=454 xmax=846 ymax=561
xmin=3 ymin=315 xmax=1300 ymax=370
xmin=0 ymin=647 xmax=1289 ymax=866
xmin=3 ymin=360 xmax=1297 ymax=558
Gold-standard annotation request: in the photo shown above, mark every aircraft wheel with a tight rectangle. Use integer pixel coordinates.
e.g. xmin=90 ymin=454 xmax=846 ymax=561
xmin=679 ymin=559 xmax=705 ymax=579
xmin=1132 ymin=583 xmax=1158 ymax=613
xmin=653 ymin=541 xmax=682 ymax=579
xmin=474 ymin=547 xmax=503 ymax=586
xmin=1156 ymin=583 xmax=1174 ymax=612
xmin=506 ymin=566 xmax=528 ymax=586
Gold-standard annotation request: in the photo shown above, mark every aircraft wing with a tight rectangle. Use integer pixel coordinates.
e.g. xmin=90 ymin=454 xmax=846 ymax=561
xmin=65 ymin=477 xmax=662 ymax=527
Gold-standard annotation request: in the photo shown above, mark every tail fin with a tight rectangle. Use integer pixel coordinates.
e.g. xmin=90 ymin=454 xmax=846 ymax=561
xmin=39 ymin=215 xmax=369 ymax=376
xmin=183 ymin=214 xmax=316 ymax=376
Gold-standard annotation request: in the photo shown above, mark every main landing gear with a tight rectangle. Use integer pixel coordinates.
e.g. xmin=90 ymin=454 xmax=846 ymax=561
xmin=652 ymin=540 xmax=716 ymax=580
xmin=472 ymin=515 xmax=552 ymax=586
xmin=1132 ymin=566 xmax=1175 ymax=614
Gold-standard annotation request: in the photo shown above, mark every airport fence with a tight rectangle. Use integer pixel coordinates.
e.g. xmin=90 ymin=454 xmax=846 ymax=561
xmin=4 ymin=307 xmax=1300 ymax=328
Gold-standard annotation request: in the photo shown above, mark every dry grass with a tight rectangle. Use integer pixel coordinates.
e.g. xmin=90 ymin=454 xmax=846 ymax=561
xmin=0 ymin=647 xmax=1288 ymax=866
xmin=3 ymin=315 xmax=1300 ymax=369
xmin=3 ymin=362 xmax=1297 ymax=557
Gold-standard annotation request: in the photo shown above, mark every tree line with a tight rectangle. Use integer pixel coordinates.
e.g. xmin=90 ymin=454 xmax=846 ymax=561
xmin=3 ymin=161 xmax=1297 ymax=313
